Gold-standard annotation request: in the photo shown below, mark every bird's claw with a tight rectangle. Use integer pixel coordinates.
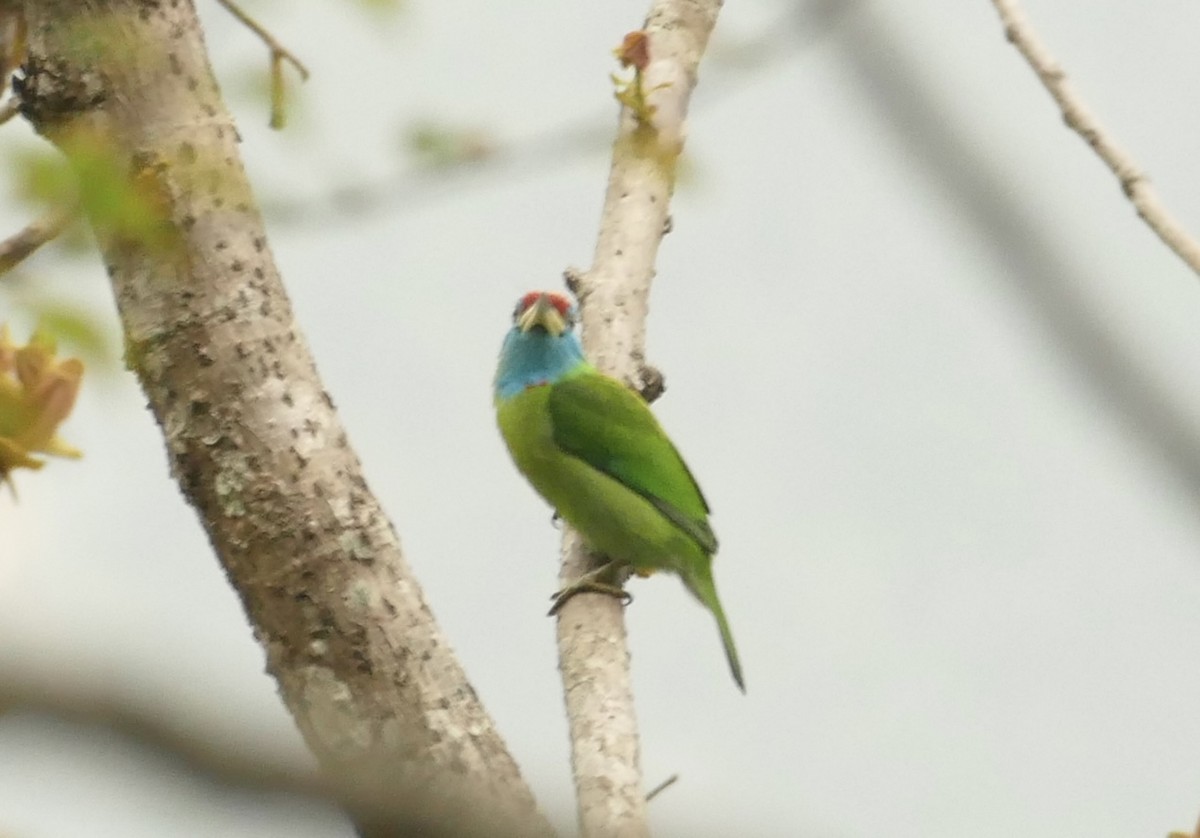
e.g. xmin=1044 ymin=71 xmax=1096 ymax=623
xmin=547 ymin=581 xmax=632 ymax=616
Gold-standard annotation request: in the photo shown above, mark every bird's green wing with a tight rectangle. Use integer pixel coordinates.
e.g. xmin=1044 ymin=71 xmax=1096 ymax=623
xmin=548 ymin=371 xmax=717 ymax=553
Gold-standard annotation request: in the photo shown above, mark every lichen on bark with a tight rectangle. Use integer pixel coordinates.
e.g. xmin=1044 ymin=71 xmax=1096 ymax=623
xmin=19 ymin=1 xmax=552 ymax=833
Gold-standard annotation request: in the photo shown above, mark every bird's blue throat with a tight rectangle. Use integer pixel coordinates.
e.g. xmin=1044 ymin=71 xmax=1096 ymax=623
xmin=494 ymin=327 xmax=587 ymax=400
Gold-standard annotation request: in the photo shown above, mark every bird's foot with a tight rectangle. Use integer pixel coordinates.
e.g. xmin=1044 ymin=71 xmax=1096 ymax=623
xmin=547 ymin=561 xmax=632 ymax=616
xmin=548 ymin=582 xmax=632 ymax=616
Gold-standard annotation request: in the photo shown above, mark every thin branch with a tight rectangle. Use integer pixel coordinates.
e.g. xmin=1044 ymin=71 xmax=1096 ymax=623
xmin=214 ymin=0 xmax=309 ymax=129
xmin=644 ymin=773 xmax=679 ymax=803
xmin=821 ymin=0 xmax=1200 ymax=519
xmin=0 ymin=200 xmax=78 ymax=276
xmin=990 ymin=0 xmax=1200 ymax=276
xmin=555 ymin=3 xmax=723 ymax=837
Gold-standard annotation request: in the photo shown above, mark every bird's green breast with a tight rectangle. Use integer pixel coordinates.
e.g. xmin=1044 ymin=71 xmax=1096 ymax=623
xmin=496 ymin=383 xmax=704 ymax=574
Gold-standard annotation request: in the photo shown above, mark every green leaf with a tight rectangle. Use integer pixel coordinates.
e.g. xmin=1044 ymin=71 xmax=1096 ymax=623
xmin=27 ymin=301 xmax=112 ymax=367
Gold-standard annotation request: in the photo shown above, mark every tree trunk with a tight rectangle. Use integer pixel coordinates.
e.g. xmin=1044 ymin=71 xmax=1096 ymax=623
xmin=19 ymin=2 xmax=552 ymax=834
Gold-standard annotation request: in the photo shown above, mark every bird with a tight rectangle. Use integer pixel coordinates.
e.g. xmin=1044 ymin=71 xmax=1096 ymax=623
xmin=493 ymin=290 xmax=744 ymax=691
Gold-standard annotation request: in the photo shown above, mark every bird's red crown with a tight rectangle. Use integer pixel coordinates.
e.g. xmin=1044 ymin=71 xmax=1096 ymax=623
xmin=517 ymin=291 xmax=573 ymax=318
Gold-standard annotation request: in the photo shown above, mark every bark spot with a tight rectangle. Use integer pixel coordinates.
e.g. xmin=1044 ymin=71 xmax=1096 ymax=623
xmin=213 ymin=457 xmax=249 ymax=518
xmin=299 ymin=666 xmax=372 ymax=755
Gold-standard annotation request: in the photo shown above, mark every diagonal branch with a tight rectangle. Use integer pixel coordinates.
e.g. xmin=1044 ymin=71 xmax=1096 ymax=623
xmin=989 ymin=0 xmax=1200 ymax=277
xmin=555 ymin=2 xmax=723 ymax=837
xmin=214 ymin=0 xmax=309 ymax=129
xmin=0 ymin=200 xmax=78 ymax=276
xmin=20 ymin=2 xmax=550 ymax=836
xmin=0 ymin=673 xmax=530 ymax=837
xmin=264 ymin=3 xmax=839 ymax=226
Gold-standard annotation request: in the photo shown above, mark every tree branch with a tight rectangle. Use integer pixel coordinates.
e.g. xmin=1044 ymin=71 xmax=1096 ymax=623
xmin=555 ymin=2 xmax=723 ymax=837
xmin=263 ymin=1 xmax=823 ymax=226
xmin=0 ymin=673 xmax=529 ymax=837
xmin=214 ymin=0 xmax=309 ymax=129
xmin=0 ymin=199 xmax=77 ymax=275
xmin=19 ymin=2 xmax=550 ymax=835
xmin=989 ymin=0 xmax=1200 ymax=276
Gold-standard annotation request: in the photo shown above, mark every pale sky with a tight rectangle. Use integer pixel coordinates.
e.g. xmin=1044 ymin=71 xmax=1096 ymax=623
xmin=3 ymin=1 xmax=1200 ymax=836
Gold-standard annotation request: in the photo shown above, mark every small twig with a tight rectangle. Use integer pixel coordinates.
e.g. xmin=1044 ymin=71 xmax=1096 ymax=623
xmin=0 ymin=201 xmax=79 ymax=275
xmin=214 ymin=0 xmax=309 ymax=129
xmin=990 ymin=0 xmax=1200 ymax=277
xmin=644 ymin=773 xmax=679 ymax=803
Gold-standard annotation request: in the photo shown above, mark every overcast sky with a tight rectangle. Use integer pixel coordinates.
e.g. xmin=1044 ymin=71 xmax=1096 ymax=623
xmin=3 ymin=1 xmax=1200 ymax=836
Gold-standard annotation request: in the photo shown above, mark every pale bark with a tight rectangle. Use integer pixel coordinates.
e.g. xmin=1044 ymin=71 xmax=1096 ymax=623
xmin=555 ymin=2 xmax=723 ymax=836
xmin=19 ymin=2 xmax=551 ymax=835
xmin=989 ymin=0 xmax=1200 ymax=277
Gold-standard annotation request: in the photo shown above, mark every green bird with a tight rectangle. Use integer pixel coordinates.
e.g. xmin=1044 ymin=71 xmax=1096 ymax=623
xmin=493 ymin=290 xmax=744 ymax=691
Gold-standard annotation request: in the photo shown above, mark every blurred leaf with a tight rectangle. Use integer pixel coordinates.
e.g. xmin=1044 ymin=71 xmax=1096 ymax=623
xmin=11 ymin=133 xmax=171 ymax=251
xmin=353 ymin=0 xmax=405 ymax=21
xmin=12 ymin=146 xmax=76 ymax=206
xmin=403 ymin=120 xmax=495 ymax=169
xmin=0 ymin=324 xmax=83 ymax=489
xmin=54 ymin=216 xmax=93 ymax=255
xmin=27 ymin=301 xmax=111 ymax=366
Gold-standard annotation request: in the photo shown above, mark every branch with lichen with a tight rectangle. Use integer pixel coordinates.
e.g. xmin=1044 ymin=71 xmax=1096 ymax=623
xmin=554 ymin=2 xmax=723 ymax=837
xmin=989 ymin=0 xmax=1200 ymax=277
xmin=20 ymin=2 xmax=550 ymax=834
xmin=214 ymin=0 xmax=308 ymax=129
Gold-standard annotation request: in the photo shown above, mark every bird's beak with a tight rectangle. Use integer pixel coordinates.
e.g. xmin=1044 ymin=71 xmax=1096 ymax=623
xmin=517 ymin=295 xmax=567 ymax=336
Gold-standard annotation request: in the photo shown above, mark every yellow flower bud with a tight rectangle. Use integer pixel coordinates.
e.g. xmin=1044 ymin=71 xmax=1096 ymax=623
xmin=0 ymin=325 xmax=83 ymax=488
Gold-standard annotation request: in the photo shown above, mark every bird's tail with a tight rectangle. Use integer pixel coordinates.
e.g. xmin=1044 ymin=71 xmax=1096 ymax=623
xmin=685 ymin=567 xmax=745 ymax=692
